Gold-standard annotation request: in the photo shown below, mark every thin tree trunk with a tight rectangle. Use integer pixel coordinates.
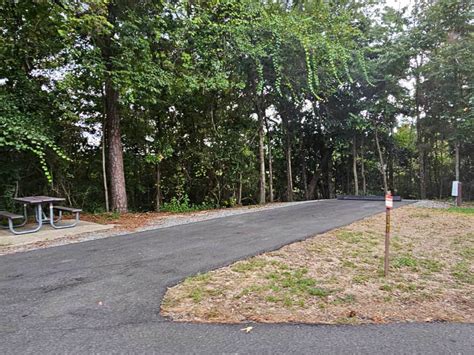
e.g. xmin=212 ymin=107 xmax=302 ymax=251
xmin=419 ymin=148 xmax=427 ymax=199
xmin=302 ymin=159 xmax=308 ymax=200
xmin=282 ymin=115 xmax=293 ymax=201
xmin=155 ymin=162 xmax=161 ymax=211
xmin=415 ymin=62 xmax=426 ymax=199
xmin=361 ymin=138 xmax=367 ymax=195
xmin=102 ymin=128 xmax=109 ymax=213
xmin=257 ymin=107 xmax=266 ymax=204
xmin=352 ymin=136 xmax=359 ymax=195
xmin=388 ymin=127 xmax=394 ymax=192
xmin=238 ymin=171 xmax=242 ymax=205
xmin=321 ymin=146 xmax=330 ymax=198
xmin=455 ymin=142 xmax=460 ymax=181
xmin=300 ymin=136 xmax=308 ymax=200
xmin=375 ymin=126 xmax=388 ymax=194
xmin=264 ymin=117 xmax=274 ymax=203
xmin=328 ymin=157 xmax=335 ymax=199
xmin=286 ymin=140 xmax=293 ymax=201
xmin=267 ymin=148 xmax=274 ymax=203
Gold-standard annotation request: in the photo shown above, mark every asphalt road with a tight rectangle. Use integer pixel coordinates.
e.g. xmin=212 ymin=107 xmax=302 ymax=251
xmin=0 ymin=200 xmax=472 ymax=354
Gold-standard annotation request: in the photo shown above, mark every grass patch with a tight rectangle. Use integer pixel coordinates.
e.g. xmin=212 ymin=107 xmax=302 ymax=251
xmin=185 ymin=273 xmax=211 ymax=283
xmin=379 ymin=284 xmax=393 ymax=292
xmin=331 ymin=294 xmax=356 ymax=305
xmin=392 ymin=255 xmax=418 ymax=269
xmin=451 ymin=261 xmax=473 ymax=284
xmin=231 ymin=258 xmax=268 ymax=273
xmin=190 ymin=287 xmax=204 ymax=303
xmin=353 ymin=274 xmax=370 ymax=284
xmin=446 ymin=207 xmax=474 ymax=215
xmin=336 ymin=231 xmax=363 ymax=243
xmin=265 ymin=295 xmax=280 ymax=303
xmin=459 ymin=247 xmax=474 ymax=260
xmin=419 ymin=258 xmax=444 ymax=272
xmin=234 ymin=285 xmax=268 ymax=299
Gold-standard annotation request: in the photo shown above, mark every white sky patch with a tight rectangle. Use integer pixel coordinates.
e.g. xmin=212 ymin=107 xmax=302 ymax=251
xmin=301 ymin=99 xmax=313 ymax=113
xmin=77 ymin=121 xmax=102 ymax=147
xmin=387 ymin=94 xmax=397 ymax=104
xmin=385 ymin=0 xmax=413 ymax=11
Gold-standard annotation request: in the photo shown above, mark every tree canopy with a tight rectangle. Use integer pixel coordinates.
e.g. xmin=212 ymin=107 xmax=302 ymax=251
xmin=0 ymin=0 xmax=472 ymax=212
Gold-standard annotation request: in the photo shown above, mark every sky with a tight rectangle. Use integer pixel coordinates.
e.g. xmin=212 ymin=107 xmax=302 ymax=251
xmin=385 ymin=0 xmax=413 ymax=11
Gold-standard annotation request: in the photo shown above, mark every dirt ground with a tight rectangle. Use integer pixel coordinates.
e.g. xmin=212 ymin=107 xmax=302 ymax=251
xmin=81 ymin=211 xmax=176 ymax=231
xmin=161 ymin=206 xmax=474 ymax=324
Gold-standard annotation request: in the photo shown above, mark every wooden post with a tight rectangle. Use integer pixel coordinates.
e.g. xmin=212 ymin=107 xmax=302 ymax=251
xmin=384 ymin=192 xmax=393 ymax=277
xmin=384 ymin=207 xmax=391 ymax=277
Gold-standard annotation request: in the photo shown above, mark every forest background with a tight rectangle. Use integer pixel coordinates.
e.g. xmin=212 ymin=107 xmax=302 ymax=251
xmin=0 ymin=0 xmax=472 ymax=213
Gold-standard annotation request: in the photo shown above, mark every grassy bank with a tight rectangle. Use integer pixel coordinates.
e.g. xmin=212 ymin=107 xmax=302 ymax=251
xmin=161 ymin=206 xmax=474 ymax=324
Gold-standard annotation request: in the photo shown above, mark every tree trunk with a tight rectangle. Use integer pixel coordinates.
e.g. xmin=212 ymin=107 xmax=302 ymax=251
xmin=419 ymin=148 xmax=427 ymax=199
xmin=100 ymin=4 xmax=128 ymax=213
xmin=282 ymin=115 xmax=293 ymax=201
xmin=361 ymin=137 xmax=367 ymax=195
xmin=264 ymin=117 xmax=274 ymax=203
xmin=308 ymin=170 xmax=318 ymax=200
xmin=101 ymin=89 xmax=110 ymax=213
xmin=104 ymin=78 xmax=128 ymax=213
xmin=101 ymin=127 xmax=110 ymax=213
xmin=155 ymin=162 xmax=161 ymax=211
xmin=328 ymin=157 xmax=335 ymax=199
xmin=238 ymin=171 xmax=242 ymax=205
xmin=374 ymin=126 xmax=388 ymax=194
xmin=257 ymin=108 xmax=266 ymax=204
xmin=302 ymin=159 xmax=308 ymax=200
xmin=455 ymin=142 xmax=460 ymax=181
xmin=387 ymin=127 xmax=395 ymax=194
xmin=352 ymin=136 xmax=359 ymax=195
xmin=320 ymin=146 xmax=331 ymax=199
xmin=299 ymin=136 xmax=308 ymax=200
xmin=388 ymin=152 xmax=394 ymax=193
xmin=415 ymin=64 xmax=426 ymax=199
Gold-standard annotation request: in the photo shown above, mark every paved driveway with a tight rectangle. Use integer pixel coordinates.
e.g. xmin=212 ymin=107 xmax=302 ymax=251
xmin=0 ymin=200 xmax=472 ymax=353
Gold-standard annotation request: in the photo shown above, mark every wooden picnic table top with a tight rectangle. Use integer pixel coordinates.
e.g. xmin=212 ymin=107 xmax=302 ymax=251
xmin=13 ymin=196 xmax=66 ymax=204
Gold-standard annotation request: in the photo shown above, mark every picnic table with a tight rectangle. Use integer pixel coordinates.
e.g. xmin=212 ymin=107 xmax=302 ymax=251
xmin=0 ymin=195 xmax=81 ymax=235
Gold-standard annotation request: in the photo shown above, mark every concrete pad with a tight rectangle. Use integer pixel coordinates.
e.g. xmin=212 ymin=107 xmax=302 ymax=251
xmin=0 ymin=221 xmax=114 ymax=248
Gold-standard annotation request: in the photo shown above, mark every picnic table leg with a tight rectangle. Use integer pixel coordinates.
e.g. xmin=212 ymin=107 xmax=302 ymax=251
xmin=19 ymin=204 xmax=28 ymax=227
xmin=7 ymin=204 xmax=42 ymax=235
xmin=50 ymin=203 xmax=80 ymax=229
xmin=34 ymin=205 xmax=48 ymax=223
xmin=0 ymin=204 xmax=27 ymax=229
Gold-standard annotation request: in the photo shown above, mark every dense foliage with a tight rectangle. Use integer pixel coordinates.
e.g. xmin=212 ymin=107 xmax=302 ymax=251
xmin=0 ymin=0 xmax=472 ymax=212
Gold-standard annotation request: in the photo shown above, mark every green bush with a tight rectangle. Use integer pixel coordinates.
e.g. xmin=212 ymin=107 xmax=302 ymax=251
xmin=161 ymin=194 xmax=214 ymax=213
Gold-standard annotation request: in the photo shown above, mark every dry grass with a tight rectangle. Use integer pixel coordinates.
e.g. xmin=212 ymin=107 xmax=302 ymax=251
xmin=161 ymin=206 xmax=474 ymax=324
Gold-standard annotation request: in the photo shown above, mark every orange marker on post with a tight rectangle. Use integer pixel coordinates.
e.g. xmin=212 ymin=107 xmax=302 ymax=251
xmin=385 ymin=192 xmax=393 ymax=209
